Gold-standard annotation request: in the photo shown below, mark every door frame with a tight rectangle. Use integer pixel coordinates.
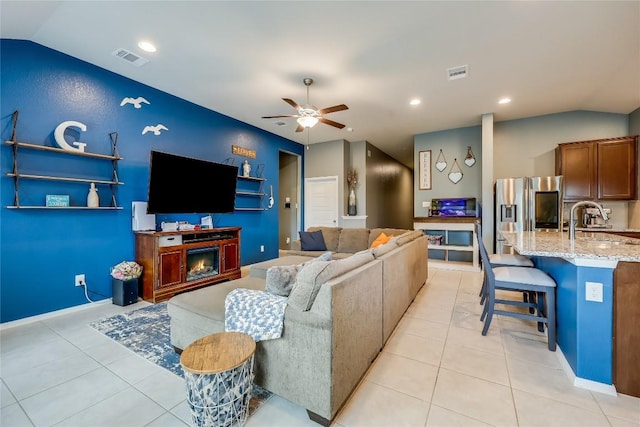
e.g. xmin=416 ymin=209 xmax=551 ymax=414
xmin=278 ymin=150 xmax=302 ymax=249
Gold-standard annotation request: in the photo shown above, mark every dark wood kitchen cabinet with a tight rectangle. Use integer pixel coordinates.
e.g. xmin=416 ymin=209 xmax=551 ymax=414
xmin=613 ymin=261 xmax=640 ymax=397
xmin=556 ymin=136 xmax=637 ymax=201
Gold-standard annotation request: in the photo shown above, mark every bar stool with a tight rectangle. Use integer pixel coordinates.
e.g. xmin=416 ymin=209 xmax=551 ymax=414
xmin=475 ymin=224 xmax=535 ymax=305
xmin=476 ymin=226 xmax=557 ymax=351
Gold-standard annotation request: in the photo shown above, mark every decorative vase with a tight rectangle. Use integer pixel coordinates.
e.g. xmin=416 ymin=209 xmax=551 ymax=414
xmin=87 ymin=182 xmax=99 ymax=208
xmin=242 ymin=160 xmax=251 ymax=177
xmin=348 ymin=188 xmax=357 ymax=216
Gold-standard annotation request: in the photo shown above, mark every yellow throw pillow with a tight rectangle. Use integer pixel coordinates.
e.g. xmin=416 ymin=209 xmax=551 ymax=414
xmin=370 ymin=232 xmax=390 ymax=249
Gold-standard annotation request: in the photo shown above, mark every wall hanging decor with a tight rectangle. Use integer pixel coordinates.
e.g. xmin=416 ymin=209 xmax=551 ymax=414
xmin=142 ymin=124 xmax=168 ymax=135
xmin=435 ymin=149 xmax=447 ymax=172
xmin=448 ymin=158 xmax=463 ymax=184
xmin=419 ymin=150 xmax=432 ymax=190
xmin=120 ymin=96 xmax=150 ymax=109
xmin=464 ymin=146 xmax=476 ymax=167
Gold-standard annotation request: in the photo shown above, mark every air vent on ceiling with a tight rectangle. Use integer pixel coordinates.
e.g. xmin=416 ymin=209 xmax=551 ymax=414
xmin=112 ymin=48 xmax=149 ymax=67
xmin=447 ymin=64 xmax=469 ymax=80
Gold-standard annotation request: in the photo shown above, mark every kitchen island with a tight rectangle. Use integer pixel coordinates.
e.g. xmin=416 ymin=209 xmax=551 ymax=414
xmin=500 ymin=230 xmax=640 ymax=398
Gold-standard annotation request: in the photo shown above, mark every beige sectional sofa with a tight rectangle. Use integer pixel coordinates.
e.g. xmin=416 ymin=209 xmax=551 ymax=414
xmin=167 ymin=228 xmax=428 ymax=426
xmin=282 ymin=226 xmax=411 ymax=259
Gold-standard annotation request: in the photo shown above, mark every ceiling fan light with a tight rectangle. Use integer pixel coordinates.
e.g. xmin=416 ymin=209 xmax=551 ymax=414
xmin=297 ymin=116 xmax=319 ymax=128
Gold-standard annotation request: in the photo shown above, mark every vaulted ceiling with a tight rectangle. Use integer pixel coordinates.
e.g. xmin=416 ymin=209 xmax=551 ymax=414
xmin=2 ymin=1 xmax=639 ymax=168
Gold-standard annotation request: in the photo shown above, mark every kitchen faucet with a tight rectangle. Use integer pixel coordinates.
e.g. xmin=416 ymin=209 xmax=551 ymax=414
xmin=569 ymin=201 xmax=609 ymax=241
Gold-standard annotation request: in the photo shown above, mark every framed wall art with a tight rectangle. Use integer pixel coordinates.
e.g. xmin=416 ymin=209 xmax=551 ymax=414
xmin=419 ymin=150 xmax=432 ymax=190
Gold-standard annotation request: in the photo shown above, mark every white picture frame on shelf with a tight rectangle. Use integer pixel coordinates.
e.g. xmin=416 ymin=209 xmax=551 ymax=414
xmin=419 ymin=150 xmax=432 ymax=190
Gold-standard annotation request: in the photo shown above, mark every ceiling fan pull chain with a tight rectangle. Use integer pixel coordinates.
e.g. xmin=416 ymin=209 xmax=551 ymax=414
xmin=435 ymin=149 xmax=447 ymax=172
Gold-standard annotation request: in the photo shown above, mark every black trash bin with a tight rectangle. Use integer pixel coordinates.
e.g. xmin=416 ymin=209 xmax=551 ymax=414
xmin=112 ymin=278 xmax=138 ymax=306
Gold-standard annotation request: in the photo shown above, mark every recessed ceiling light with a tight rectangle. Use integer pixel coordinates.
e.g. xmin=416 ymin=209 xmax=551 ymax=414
xmin=498 ymin=97 xmax=511 ymax=105
xmin=410 ymin=99 xmax=421 ymax=106
xmin=138 ymin=41 xmax=156 ymax=53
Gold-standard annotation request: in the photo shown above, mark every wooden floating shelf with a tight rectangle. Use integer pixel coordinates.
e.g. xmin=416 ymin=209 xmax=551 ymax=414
xmin=237 ymin=175 xmax=266 ymax=181
xmin=6 ymin=173 xmax=123 ymax=185
xmin=6 ymin=206 xmax=123 ymax=210
xmin=236 ymin=191 xmax=266 ymax=197
xmin=5 ymin=140 xmax=122 ymax=160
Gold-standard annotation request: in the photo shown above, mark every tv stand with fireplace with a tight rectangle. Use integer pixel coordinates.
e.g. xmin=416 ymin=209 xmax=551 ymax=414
xmin=135 ymin=227 xmax=241 ymax=303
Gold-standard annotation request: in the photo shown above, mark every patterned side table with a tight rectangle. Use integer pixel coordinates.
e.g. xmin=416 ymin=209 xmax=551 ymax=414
xmin=180 ymin=332 xmax=256 ymax=427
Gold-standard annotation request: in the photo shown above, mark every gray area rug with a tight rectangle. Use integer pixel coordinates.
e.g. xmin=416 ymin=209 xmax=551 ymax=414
xmin=90 ymin=303 xmax=272 ymax=413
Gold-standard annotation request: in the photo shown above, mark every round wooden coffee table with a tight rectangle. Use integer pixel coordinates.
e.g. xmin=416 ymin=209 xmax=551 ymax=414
xmin=180 ymin=331 xmax=256 ymax=427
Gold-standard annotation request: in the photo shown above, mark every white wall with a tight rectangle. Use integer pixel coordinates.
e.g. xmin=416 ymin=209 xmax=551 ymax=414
xmin=493 ymin=110 xmax=628 ymax=179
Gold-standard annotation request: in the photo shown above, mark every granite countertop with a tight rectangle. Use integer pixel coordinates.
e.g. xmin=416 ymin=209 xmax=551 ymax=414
xmin=500 ymin=231 xmax=640 ymax=262
xmin=570 ymin=227 xmax=640 ymax=233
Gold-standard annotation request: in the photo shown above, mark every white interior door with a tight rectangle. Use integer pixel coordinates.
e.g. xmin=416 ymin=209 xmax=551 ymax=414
xmin=304 ymin=176 xmax=339 ymax=229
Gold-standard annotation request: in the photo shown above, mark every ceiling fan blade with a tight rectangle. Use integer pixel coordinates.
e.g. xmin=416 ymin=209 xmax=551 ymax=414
xmin=295 ymin=124 xmax=305 ymax=133
xmin=261 ymin=115 xmax=297 ymax=119
xmin=318 ymin=104 xmax=348 ymax=115
xmin=283 ymin=98 xmax=301 ymax=110
xmin=318 ymin=117 xmax=346 ymax=129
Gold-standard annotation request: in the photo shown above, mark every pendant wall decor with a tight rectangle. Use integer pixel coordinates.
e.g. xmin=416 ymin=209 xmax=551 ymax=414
xmin=435 ymin=149 xmax=447 ymax=172
xmin=464 ymin=146 xmax=476 ymax=167
xmin=448 ymin=158 xmax=463 ymax=184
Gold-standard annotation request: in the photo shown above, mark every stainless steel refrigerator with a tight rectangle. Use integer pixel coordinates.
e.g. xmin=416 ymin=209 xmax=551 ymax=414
xmin=495 ymin=176 xmax=564 ymax=254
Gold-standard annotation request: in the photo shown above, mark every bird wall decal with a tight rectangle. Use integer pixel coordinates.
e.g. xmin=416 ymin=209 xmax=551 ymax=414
xmin=120 ymin=96 xmax=150 ymax=109
xmin=142 ymin=124 xmax=168 ymax=135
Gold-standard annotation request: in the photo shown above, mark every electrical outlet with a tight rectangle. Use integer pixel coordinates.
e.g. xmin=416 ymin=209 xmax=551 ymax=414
xmin=585 ymin=281 xmax=603 ymax=302
xmin=260 ymin=245 xmax=265 ymax=252
xmin=75 ymin=274 xmax=85 ymax=287
xmin=286 ymin=237 xmax=290 ymax=244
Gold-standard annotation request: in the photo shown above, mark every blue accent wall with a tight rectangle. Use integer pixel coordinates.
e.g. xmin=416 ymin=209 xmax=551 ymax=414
xmin=534 ymin=256 xmax=614 ymax=384
xmin=0 ymin=40 xmax=304 ymax=322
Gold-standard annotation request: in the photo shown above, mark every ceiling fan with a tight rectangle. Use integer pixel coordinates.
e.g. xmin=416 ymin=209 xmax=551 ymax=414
xmin=262 ymin=78 xmax=348 ymax=132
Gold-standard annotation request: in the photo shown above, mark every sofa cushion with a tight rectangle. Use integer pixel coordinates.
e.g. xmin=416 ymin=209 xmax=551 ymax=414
xmin=249 ymin=255 xmax=315 ymax=279
xmin=288 ymin=250 xmax=375 ymax=311
xmin=396 ymin=229 xmax=424 ymax=246
xmin=370 ymin=232 xmax=390 ymax=249
xmin=337 ymin=228 xmax=370 ymax=253
xmin=308 ymin=226 xmax=342 ymax=252
xmin=372 ymin=239 xmax=399 ymax=258
xmin=265 ymin=252 xmax=333 ymax=296
xmin=265 ymin=264 xmax=303 ymax=296
xmin=368 ymin=228 xmax=409 ymax=247
xmin=300 ymin=230 xmax=327 ymax=251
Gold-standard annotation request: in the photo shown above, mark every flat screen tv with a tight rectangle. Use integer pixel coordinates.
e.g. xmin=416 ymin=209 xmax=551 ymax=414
xmin=146 ymin=150 xmax=238 ymax=214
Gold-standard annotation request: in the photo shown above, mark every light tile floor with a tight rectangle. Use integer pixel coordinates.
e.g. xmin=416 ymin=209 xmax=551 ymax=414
xmin=1 ymin=268 xmax=639 ymax=426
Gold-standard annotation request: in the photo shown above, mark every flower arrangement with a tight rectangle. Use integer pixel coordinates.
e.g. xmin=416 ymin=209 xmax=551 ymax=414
xmin=347 ymin=169 xmax=358 ymax=190
xmin=111 ymin=261 xmax=142 ymax=281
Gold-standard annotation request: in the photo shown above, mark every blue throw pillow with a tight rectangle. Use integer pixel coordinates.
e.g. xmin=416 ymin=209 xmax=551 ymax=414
xmin=299 ymin=230 xmax=327 ymax=251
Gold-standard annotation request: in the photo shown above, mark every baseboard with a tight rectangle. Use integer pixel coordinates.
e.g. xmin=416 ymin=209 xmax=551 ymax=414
xmin=555 ymin=344 xmax=617 ymax=396
xmin=0 ymin=298 xmax=110 ymax=331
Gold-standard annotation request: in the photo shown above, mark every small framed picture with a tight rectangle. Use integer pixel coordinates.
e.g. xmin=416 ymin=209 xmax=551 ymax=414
xmin=419 ymin=150 xmax=432 ymax=190
xmin=46 ymin=195 xmax=70 ymax=207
